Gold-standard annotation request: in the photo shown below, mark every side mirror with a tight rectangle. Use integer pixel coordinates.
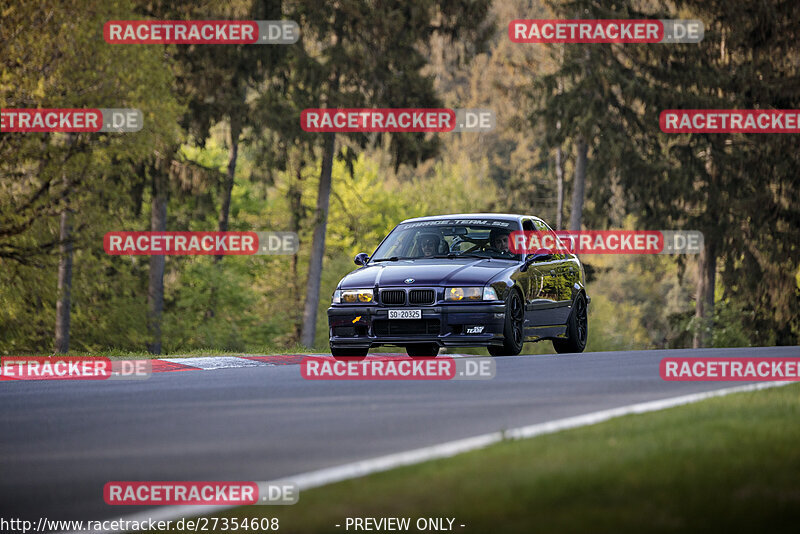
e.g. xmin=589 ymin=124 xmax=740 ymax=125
xmin=354 ymin=252 xmax=370 ymax=266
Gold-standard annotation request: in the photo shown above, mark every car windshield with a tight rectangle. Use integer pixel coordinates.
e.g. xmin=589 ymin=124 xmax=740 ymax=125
xmin=371 ymin=219 xmax=522 ymax=262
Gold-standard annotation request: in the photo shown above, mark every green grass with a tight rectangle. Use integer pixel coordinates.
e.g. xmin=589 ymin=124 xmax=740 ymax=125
xmin=182 ymin=383 xmax=800 ymax=534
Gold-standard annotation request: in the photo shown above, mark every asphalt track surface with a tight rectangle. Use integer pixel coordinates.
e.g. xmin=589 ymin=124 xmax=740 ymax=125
xmin=1 ymin=346 xmax=798 ymax=523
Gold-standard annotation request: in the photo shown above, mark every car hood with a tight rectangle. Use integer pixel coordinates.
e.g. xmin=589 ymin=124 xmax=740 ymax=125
xmin=339 ymin=258 xmax=515 ymax=288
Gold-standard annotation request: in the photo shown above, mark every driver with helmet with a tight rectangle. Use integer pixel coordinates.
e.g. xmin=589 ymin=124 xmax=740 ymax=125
xmin=489 ymin=228 xmax=511 ymax=253
xmin=418 ymin=233 xmax=442 ymax=257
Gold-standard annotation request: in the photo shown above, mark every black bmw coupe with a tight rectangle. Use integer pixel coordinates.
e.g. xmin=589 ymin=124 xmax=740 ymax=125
xmin=328 ymin=214 xmax=589 ymax=357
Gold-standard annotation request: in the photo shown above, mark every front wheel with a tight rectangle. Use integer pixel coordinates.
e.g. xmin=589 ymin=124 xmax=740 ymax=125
xmin=488 ymin=290 xmax=524 ymax=356
xmin=552 ymin=293 xmax=588 ymax=354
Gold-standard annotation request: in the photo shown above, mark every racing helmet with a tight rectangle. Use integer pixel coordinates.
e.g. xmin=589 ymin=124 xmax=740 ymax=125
xmin=418 ymin=232 xmax=442 ymax=255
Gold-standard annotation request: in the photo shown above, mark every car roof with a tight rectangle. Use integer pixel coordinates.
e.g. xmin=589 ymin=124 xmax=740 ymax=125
xmin=399 ymin=213 xmax=546 ymax=224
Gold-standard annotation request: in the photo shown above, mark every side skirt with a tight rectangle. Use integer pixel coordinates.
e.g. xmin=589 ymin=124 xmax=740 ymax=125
xmin=523 ymin=324 xmax=567 ymax=341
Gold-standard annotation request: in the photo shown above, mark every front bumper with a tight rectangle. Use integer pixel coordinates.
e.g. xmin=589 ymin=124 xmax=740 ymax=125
xmin=328 ymin=302 xmax=506 ymax=348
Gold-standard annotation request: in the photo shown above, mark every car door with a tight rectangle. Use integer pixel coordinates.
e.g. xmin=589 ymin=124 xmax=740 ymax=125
xmin=533 ymin=219 xmax=573 ymax=324
xmin=519 ymin=218 xmax=560 ymax=334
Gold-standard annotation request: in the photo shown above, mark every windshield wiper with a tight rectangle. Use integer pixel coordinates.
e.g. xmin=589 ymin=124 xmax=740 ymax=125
xmin=371 ymin=256 xmax=402 ymax=262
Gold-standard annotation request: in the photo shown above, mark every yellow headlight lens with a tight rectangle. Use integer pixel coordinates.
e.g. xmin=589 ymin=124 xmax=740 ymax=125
xmin=446 ymin=287 xmax=482 ymax=301
xmin=342 ymin=289 xmax=373 ymax=303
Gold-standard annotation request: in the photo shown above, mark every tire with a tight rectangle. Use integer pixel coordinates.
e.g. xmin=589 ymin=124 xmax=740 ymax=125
xmin=488 ymin=290 xmax=524 ymax=356
xmin=406 ymin=343 xmax=440 ymax=358
xmin=552 ymin=293 xmax=588 ymax=354
xmin=330 ymin=346 xmax=369 ymax=360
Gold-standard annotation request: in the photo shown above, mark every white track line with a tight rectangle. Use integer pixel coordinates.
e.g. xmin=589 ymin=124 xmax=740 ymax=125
xmin=67 ymin=380 xmax=793 ymax=533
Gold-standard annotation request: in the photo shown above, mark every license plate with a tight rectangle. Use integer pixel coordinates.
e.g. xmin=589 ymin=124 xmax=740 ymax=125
xmin=388 ymin=309 xmax=421 ymax=319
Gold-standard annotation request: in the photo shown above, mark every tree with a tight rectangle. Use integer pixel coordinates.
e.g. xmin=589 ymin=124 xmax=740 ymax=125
xmin=131 ymin=0 xmax=285 ymax=348
xmin=0 ymin=0 xmax=181 ymax=352
xmin=166 ymin=1 xmax=285 ymax=249
xmin=532 ymin=0 xmax=800 ymax=346
xmin=623 ymin=0 xmax=800 ymax=346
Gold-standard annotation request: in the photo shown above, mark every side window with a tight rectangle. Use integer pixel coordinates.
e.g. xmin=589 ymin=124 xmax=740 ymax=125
xmin=533 ymin=219 xmax=564 ymax=259
xmin=519 ymin=220 xmax=534 ymax=256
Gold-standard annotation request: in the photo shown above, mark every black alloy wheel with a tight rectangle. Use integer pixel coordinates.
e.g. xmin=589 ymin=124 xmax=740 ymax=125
xmin=552 ymin=293 xmax=588 ymax=354
xmin=488 ymin=290 xmax=524 ymax=356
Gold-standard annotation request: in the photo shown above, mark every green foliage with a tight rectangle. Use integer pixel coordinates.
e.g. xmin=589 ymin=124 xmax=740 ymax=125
xmin=2 ymin=0 xmax=796 ymax=354
xmin=532 ymin=0 xmax=800 ymax=345
xmin=0 ymin=0 xmax=181 ymax=352
xmin=161 ymin=257 xmax=282 ymax=352
xmin=582 ymin=252 xmax=694 ymax=352
xmin=711 ymin=299 xmax=754 ymax=349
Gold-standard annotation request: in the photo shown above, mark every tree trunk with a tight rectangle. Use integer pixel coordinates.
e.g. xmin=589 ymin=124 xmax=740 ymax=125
xmin=694 ymin=142 xmax=719 ymax=348
xmin=569 ymin=137 xmax=587 ymax=231
xmin=300 ymin=132 xmax=336 ymax=348
xmin=693 ymin=238 xmax=716 ymax=348
xmin=289 ymin=163 xmax=304 ymax=343
xmin=216 ymin=117 xmax=241 ymax=259
xmin=147 ymin=163 xmax=168 ymax=355
xmin=555 ymin=145 xmax=564 ymax=230
xmin=54 ymin=174 xmax=73 ymax=354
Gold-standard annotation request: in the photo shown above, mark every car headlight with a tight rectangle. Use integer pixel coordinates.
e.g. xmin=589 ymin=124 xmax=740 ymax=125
xmin=334 ymin=288 xmax=374 ymax=304
xmin=445 ymin=287 xmax=482 ymax=301
xmin=482 ymin=286 xmax=499 ymax=301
